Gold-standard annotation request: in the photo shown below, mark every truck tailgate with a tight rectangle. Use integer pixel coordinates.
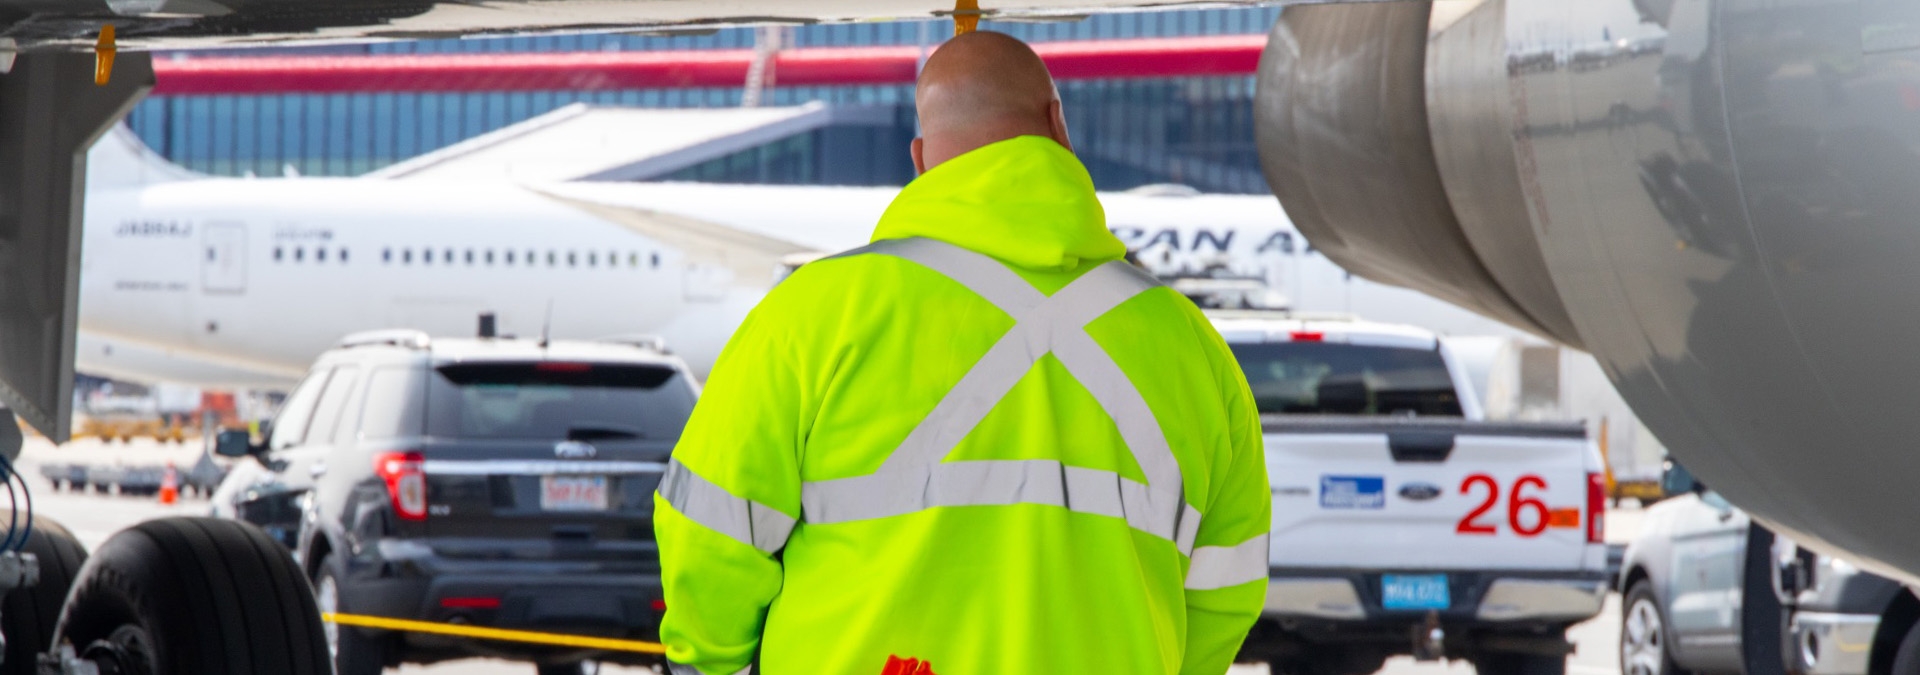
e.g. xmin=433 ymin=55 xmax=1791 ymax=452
xmin=1265 ymin=416 xmax=1597 ymax=571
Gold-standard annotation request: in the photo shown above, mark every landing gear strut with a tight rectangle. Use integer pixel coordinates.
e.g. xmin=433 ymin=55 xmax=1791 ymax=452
xmin=0 ymin=49 xmax=151 ymax=441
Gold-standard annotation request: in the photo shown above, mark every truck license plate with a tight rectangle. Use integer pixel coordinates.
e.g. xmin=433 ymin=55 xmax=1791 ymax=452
xmin=1381 ymin=574 xmax=1450 ymax=610
xmin=540 ymin=476 xmax=608 ymax=512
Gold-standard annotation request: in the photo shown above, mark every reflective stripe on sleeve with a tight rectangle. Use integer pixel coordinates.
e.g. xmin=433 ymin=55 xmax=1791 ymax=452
xmin=658 ymin=458 xmax=796 ymax=555
xmin=1183 ymin=533 xmax=1271 ymax=590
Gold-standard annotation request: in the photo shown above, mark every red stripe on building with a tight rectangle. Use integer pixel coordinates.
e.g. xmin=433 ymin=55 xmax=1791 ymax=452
xmin=150 ymin=35 xmax=1265 ymax=95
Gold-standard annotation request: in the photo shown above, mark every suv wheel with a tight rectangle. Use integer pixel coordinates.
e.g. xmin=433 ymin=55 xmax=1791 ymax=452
xmin=1623 ymin=580 xmax=1681 ymax=675
xmin=1890 ymin=620 xmax=1920 ymax=675
xmin=316 ymin=554 xmax=386 ymax=675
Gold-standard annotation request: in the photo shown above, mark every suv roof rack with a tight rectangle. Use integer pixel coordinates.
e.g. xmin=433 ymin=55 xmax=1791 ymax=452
xmin=338 ymin=329 xmax=431 ymax=350
xmin=595 ymin=334 xmax=670 ymax=354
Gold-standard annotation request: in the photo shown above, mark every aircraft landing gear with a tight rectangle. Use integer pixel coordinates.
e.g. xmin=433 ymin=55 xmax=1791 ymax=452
xmin=41 ymin=517 xmax=331 ymax=675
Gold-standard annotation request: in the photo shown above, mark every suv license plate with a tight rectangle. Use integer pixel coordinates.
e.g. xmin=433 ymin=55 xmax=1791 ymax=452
xmin=540 ymin=476 xmax=609 ymax=512
xmin=1381 ymin=574 xmax=1450 ymax=610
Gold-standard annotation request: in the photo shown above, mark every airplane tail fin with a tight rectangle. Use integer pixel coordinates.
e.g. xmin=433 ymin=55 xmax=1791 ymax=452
xmin=87 ymin=124 xmax=202 ymax=189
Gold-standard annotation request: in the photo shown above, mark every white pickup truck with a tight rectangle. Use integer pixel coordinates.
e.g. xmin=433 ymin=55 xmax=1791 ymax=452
xmin=1212 ymin=312 xmax=1610 ymax=675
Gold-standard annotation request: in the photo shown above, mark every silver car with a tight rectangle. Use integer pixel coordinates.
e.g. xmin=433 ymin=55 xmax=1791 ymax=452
xmin=1617 ymin=463 xmax=1909 ymax=675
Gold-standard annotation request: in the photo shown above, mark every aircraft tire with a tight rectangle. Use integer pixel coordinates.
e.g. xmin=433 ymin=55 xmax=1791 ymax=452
xmin=1892 ymin=619 xmax=1920 ymax=675
xmin=0 ymin=515 xmax=86 ymax=674
xmin=52 ymin=517 xmax=329 ymax=675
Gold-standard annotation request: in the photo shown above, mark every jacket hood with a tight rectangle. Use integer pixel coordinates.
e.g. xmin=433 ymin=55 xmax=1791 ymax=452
xmin=871 ymin=136 xmax=1124 ymax=272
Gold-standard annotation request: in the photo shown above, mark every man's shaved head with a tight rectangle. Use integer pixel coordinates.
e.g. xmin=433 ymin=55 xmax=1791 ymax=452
xmin=911 ymin=31 xmax=1071 ymax=173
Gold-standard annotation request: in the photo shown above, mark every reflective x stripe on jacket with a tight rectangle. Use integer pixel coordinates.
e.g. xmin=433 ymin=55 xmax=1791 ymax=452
xmin=658 ymin=237 xmax=1262 ymax=588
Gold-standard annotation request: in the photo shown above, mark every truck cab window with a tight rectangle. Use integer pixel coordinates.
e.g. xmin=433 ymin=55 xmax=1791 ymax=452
xmin=1229 ymin=342 xmax=1463 ymax=416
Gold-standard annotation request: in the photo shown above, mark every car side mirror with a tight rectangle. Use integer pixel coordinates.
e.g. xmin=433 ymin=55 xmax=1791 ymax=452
xmin=1660 ymin=460 xmax=1700 ymax=497
xmin=213 ymin=429 xmax=258 ymax=458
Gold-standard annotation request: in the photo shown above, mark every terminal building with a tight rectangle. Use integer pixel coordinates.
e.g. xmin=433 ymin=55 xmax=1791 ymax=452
xmin=123 ymin=6 xmax=1280 ymax=193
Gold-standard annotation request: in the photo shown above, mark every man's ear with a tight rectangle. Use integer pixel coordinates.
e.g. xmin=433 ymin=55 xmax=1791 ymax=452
xmin=1047 ymin=100 xmax=1072 ymax=152
xmin=911 ymin=137 xmax=927 ymax=175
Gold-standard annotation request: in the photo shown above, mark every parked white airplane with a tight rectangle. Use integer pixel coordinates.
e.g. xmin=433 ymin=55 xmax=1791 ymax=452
xmin=78 ymin=122 xmax=1521 ymax=391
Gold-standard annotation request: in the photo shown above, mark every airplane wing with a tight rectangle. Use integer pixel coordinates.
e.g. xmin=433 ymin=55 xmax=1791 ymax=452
xmin=367 ymin=102 xmax=858 ymax=184
xmin=527 ymin=183 xmax=823 ymax=289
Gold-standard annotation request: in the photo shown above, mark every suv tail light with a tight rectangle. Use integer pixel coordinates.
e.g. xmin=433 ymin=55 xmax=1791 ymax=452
xmin=1586 ymin=472 xmax=1606 ymax=544
xmin=374 ymin=451 xmax=428 ymax=521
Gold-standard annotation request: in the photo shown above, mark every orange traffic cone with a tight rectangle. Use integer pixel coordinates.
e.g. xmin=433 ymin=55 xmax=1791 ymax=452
xmin=158 ymin=463 xmax=178 ymax=505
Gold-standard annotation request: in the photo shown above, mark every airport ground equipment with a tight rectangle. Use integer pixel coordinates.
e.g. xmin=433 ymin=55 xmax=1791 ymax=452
xmin=1214 ymin=313 xmax=1608 ymax=675
xmin=208 ymin=331 xmax=693 ymax=673
xmin=41 ymin=454 xmax=228 ymax=499
xmin=1622 ymin=462 xmax=1920 ymax=675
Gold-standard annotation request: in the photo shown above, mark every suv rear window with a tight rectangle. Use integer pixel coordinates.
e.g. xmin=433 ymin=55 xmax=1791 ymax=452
xmin=1228 ymin=342 xmax=1463 ymax=416
xmin=425 ymin=362 xmax=695 ymax=441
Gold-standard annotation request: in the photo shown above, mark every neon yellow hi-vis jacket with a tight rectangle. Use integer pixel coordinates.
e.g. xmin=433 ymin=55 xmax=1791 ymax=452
xmin=654 ymin=135 xmax=1270 ymax=675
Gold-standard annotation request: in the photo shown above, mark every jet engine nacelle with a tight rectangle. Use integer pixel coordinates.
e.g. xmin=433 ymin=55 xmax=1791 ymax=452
xmin=1257 ymin=0 xmax=1920 ymax=583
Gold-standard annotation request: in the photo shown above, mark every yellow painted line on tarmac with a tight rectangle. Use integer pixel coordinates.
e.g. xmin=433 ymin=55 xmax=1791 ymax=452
xmin=323 ymin=613 xmax=668 ymax=654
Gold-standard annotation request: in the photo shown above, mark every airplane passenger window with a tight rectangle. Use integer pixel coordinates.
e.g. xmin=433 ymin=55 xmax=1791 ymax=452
xmin=316 ymin=248 xmax=327 ymax=262
xmin=630 ymin=252 xmax=640 ymax=268
xmin=485 ymin=250 xmax=494 ymax=264
xmin=340 ymin=248 xmax=349 ymax=263
xmin=504 ymin=251 xmax=514 ymax=264
xmin=403 ymin=249 xmax=412 ymax=264
xmin=567 ymin=251 xmax=576 ymax=267
xmin=465 ymin=249 xmax=474 ymax=265
xmin=588 ymin=252 xmax=597 ymax=267
xmin=294 ymin=247 xmax=304 ymax=262
xmin=547 ymin=251 xmax=556 ymax=266
xmin=650 ymin=252 xmax=660 ymax=268
xmin=274 ymin=247 xmax=283 ymax=262
xmin=383 ymin=248 xmax=391 ymax=263
xmin=445 ymin=248 xmax=454 ymax=263
xmin=525 ymin=249 xmax=534 ymax=264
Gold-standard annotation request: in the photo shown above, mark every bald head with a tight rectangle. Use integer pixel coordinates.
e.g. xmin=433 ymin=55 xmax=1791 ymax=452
xmin=911 ymin=31 xmax=1071 ymax=173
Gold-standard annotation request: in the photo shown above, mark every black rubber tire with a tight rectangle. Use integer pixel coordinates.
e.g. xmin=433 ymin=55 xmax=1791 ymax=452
xmin=1891 ymin=620 xmax=1920 ymax=675
xmin=1472 ymin=652 xmax=1567 ymax=675
xmin=52 ymin=517 xmax=330 ymax=674
xmin=314 ymin=554 xmax=386 ymax=675
xmin=0 ymin=515 xmax=86 ymax=675
xmin=536 ymin=663 xmax=600 ymax=675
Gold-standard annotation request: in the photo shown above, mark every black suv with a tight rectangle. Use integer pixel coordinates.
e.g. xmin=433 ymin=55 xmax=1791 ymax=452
xmin=210 ymin=330 xmax=695 ymax=675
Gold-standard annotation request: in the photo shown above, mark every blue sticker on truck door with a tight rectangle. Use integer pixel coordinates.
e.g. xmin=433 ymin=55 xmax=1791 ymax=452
xmin=1320 ymin=475 xmax=1386 ymax=509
